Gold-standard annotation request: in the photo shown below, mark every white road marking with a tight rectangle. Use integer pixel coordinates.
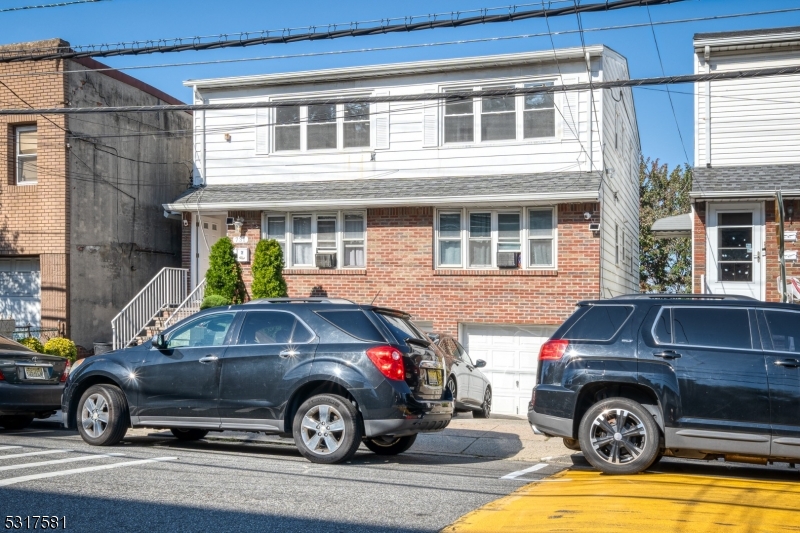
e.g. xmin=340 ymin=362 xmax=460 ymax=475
xmin=0 ymin=457 xmax=177 ymax=487
xmin=0 ymin=449 xmax=67 ymax=460
xmin=0 ymin=446 xmax=22 ymax=451
xmin=0 ymin=453 xmax=125 ymax=472
xmin=500 ymin=463 xmax=548 ymax=480
xmin=514 ymin=478 xmax=572 ymax=482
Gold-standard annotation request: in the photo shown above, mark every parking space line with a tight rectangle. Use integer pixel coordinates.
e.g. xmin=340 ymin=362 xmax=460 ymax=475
xmin=500 ymin=463 xmax=548 ymax=480
xmin=0 ymin=457 xmax=177 ymax=487
xmin=0 ymin=450 xmax=68 ymax=460
xmin=0 ymin=453 xmax=125 ymax=473
xmin=0 ymin=446 xmax=22 ymax=451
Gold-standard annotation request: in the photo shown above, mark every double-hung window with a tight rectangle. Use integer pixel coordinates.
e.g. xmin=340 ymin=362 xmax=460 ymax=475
xmin=272 ymin=101 xmax=372 ymax=152
xmin=444 ymin=96 xmax=474 ymax=144
xmin=307 ymin=104 xmax=337 ymax=150
xmin=264 ymin=211 xmax=367 ymax=269
xmin=468 ymin=213 xmax=491 ymax=267
xmin=481 ymin=88 xmax=516 ymax=142
xmin=15 ymin=125 xmax=37 ymax=185
xmin=344 ymin=103 xmax=370 ymax=148
xmin=528 ymin=209 xmax=555 ymax=268
xmin=498 ymin=213 xmax=522 ymax=255
xmin=438 ymin=212 xmax=463 ymax=267
xmin=523 ymin=82 xmax=555 ymax=138
xmin=275 ymin=106 xmax=301 ymax=152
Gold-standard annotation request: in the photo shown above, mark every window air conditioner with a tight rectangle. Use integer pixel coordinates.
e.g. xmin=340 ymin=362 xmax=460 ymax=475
xmin=497 ymin=252 xmax=520 ymax=268
xmin=315 ymin=253 xmax=337 ymax=269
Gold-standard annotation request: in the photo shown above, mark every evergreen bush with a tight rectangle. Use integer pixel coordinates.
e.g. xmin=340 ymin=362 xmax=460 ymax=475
xmin=19 ymin=336 xmax=44 ymax=353
xmin=251 ymin=239 xmax=288 ymax=299
xmin=200 ymin=294 xmax=231 ymax=310
xmin=205 ymin=237 xmax=246 ymax=303
xmin=43 ymin=337 xmax=78 ymax=362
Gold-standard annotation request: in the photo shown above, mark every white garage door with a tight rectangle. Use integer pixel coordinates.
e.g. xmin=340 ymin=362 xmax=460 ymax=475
xmin=462 ymin=324 xmax=557 ymax=416
xmin=0 ymin=258 xmax=41 ymax=327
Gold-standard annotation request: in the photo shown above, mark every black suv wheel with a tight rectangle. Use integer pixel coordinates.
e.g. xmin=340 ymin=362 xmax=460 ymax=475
xmin=363 ymin=434 xmax=417 ymax=455
xmin=293 ymin=394 xmax=363 ymax=464
xmin=578 ymin=397 xmax=660 ymax=475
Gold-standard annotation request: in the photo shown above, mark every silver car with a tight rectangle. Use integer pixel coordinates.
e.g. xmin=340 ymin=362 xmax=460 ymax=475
xmin=433 ymin=334 xmax=491 ymax=418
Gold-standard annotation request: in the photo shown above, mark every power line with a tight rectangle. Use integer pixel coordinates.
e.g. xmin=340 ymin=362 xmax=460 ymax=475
xmin=0 ymin=0 xmax=107 ymax=14
xmin=0 ymin=0 xmax=686 ymax=62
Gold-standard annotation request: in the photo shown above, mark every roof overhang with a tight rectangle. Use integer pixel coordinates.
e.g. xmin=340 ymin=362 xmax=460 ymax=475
xmin=694 ymin=28 xmax=800 ymax=52
xmin=690 ymin=190 xmax=800 ymax=200
xmin=651 ymin=213 xmax=692 ymax=239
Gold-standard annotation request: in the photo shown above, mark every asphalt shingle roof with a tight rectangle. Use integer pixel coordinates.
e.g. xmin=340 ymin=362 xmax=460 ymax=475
xmin=167 ymin=172 xmax=602 ymax=209
xmin=692 ymin=165 xmax=800 ymax=196
xmin=694 ymin=26 xmax=800 ymax=41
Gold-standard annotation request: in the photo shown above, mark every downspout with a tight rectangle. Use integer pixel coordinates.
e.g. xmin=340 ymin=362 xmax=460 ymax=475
xmin=585 ymin=51 xmax=594 ymax=171
xmin=704 ymin=46 xmax=712 ymax=168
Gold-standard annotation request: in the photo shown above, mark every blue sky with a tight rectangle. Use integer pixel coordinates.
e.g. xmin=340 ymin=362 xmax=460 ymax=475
xmin=2 ymin=0 xmax=800 ymax=168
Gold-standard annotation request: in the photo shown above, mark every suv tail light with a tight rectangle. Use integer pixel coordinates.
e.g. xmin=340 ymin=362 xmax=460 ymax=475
xmin=539 ymin=339 xmax=569 ymax=361
xmin=0 ymin=368 xmax=4 ymax=381
xmin=59 ymin=360 xmax=71 ymax=383
xmin=366 ymin=346 xmax=405 ymax=381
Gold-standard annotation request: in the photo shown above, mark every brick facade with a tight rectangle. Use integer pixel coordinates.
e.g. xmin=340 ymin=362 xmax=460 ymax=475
xmin=191 ymin=203 xmax=602 ymax=335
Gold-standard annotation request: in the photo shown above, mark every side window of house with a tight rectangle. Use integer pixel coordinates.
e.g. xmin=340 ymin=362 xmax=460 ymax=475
xmin=167 ymin=313 xmax=236 ymax=349
xmin=529 ymin=209 xmax=554 ymax=268
xmin=16 ymin=125 xmax=37 ymax=185
xmin=523 ymin=83 xmax=555 ymax=138
xmin=444 ymin=97 xmax=474 ymax=144
xmin=671 ymin=307 xmax=751 ymax=350
xmin=344 ymin=103 xmax=370 ymax=148
xmin=764 ymin=310 xmax=800 ymax=353
xmin=563 ymin=305 xmax=634 ymax=341
xmin=481 ymin=88 xmax=516 ymax=142
xmin=275 ymin=106 xmax=301 ymax=151
xmin=238 ymin=312 xmax=314 ymax=345
xmin=266 ymin=212 xmax=366 ymax=269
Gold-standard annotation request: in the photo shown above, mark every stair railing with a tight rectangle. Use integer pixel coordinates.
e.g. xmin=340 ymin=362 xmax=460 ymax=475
xmin=162 ymin=278 xmax=207 ymax=330
xmin=111 ymin=267 xmax=188 ymax=350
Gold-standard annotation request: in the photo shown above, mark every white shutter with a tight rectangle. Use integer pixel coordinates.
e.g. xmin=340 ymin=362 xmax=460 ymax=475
xmin=559 ymin=79 xmax=579 ymax=141
xmin=423 ymin=88 xmax=439 ymax=148
xmin=255 ymin=107 xmax=270 ymax=155
xmin=373 ymin=90 xmax=390 ymax=150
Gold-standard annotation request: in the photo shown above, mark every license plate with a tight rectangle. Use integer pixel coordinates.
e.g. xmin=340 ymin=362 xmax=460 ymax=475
xmin=426 ymin=369 xmax=442 ymax=387
xmin=24 ymin=366 xmax=46 ymax=380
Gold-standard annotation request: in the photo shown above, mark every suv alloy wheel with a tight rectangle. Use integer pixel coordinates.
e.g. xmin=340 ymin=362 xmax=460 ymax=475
xmin=76 ymin=385 xmax=129 ymax=446
xmin=292 ymin=394 xmax=363 ymax=464
xmin=578 ymin=397 xmax=661 ymax=475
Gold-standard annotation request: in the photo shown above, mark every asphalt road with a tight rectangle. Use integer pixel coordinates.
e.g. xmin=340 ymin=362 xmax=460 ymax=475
xmin=0 ymin=420 xmax=565 ymax=533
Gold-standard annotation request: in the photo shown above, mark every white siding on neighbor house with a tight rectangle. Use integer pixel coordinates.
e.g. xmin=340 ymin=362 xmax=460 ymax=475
xmin=696 ymin=47 xmax=800 ymax=167
xmin=191 ymin=59 xmax=608 ymax=186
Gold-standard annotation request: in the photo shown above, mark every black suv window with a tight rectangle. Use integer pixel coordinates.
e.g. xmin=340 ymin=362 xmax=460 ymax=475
xmin=167 ymin=313 xmax=236 ymax=348
xmin=375 ymin=313 xmax=428 ymax=343
xmin=764 ymin=310 xmax=800 ymax=353
xmin=669 ymin=307 xmax=751 ymax=349
xmin=237 ymin=312 xmax=314 ymax=345
xmin=563 ymin=305 xmax=633 ymax=341
xmin=316 ymin=310 xmax=385 ymax=342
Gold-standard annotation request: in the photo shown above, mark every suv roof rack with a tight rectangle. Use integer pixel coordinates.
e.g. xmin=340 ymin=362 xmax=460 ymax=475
xmin=246 ymin=297 xmax=357 ymax=305
xmin=611 ymin=294 xmax=758 ymax=301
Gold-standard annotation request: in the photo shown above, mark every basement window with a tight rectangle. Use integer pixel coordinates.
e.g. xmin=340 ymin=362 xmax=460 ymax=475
xmin=16 ymin=125 xmax=37 ymax=185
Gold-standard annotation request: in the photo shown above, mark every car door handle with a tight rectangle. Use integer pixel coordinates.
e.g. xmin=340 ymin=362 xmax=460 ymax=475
xmin=653 ymin=351 xmax=682 ymax=360
xmin=198 ymin=355 xmax=219 ymax=364
xmin=774 ymin=358 xmax=800 ymax=368
xmin=279 ymin=349 xmax=298 ymax=358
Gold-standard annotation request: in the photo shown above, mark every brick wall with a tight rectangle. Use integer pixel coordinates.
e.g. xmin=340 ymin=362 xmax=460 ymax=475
xmin=221 ymin=203 xmax=601 ymax=336
xmin=0 ymin=45 xmax=69 ymax=331
xmin=693 ymin=202 xmax=707 ymax=294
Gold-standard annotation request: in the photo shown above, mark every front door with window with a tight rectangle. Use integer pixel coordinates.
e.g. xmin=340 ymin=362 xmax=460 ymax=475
xmin=196 ymin=216 xmax=226 ymax=286
xmin=706 ymin=203 xmax=764 ymax=299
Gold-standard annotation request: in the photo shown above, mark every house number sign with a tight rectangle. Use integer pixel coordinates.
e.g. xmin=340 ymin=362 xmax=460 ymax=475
xmin=232 ymin=236 xmax=248 ymax=244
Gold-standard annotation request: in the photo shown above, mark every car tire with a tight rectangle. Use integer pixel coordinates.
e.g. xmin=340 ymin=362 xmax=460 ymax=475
xmin=0 ymin=415 xmax=34 ymax=430
xmin=293 ymin=394 xmax=362 ymax=464
xmin=563 ymin=438 xmax=581 ymax=451
xmin=170 ymin=428 xmax=209 ymax=441
xmin=76 ymin=385 xmax=129 ymax=446
xmin=578 ymin=397 xmax=660 ymax=475
xmin=473 ymin=388 xmax=492 ymax=419
xmin=363 ymin=434 xmax=417 ymax=455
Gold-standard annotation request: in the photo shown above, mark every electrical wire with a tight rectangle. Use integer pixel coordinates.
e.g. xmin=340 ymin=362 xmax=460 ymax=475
xmin=0 ymin=0 xmax=106 ymax=14
xmin=0 ymin=0 xmax=686 ymax=62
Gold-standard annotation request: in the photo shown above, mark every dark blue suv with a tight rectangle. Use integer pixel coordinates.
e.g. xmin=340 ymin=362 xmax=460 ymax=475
xmin=62 ymin=299 xmax=452 ymax=463
xmin=529 ymin=294 xmax=800 ymax=475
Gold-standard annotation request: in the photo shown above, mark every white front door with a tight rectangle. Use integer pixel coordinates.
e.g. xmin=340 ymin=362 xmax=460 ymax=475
xmin=0 ymin=257 xmax=41 ymax=327
xmin=462 ymin=324 xmax=557 ymax=416
xmin=706 ymin=203 xmax=765 ymax=300
xmin=195 ymin=216 xmax=226 ymax=285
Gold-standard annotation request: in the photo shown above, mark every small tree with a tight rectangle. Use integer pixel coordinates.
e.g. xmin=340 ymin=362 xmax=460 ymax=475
xmin=43 ymin=337 xmax=78 ymax=362
xmin=205 ymin=237 xmax=246 ymax=304
xmin=251 ymin=239 xmax=288 ymax=299
xmin=200 ymin=294 xmax=231 ymax=310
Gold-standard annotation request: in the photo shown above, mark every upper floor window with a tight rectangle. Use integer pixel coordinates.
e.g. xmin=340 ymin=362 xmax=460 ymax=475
xmin=273 ymin=102 xmax=371 ymax=153
xmin=262 ymin=211 xmax=366 ymax=269
xmin=436 ymin=207 xmax=556 ymax=270
xmin=442 ymin=81 xmax=556 ymax=145
xmin=15 ymin=125 xmax=37 ymax=185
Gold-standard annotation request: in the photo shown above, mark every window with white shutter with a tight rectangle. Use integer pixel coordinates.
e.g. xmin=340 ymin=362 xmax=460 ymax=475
xmin=255 ymin=108 xmax=270 ymax=155
xmin=423 ymin=89 xmax=439 ymax=148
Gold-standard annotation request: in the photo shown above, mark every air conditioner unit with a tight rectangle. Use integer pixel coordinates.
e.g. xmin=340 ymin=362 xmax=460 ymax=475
xmin=497 ymin=252 xmax=520 ymax=268
xmin=315 ymin=253 xmax=337 ymax=269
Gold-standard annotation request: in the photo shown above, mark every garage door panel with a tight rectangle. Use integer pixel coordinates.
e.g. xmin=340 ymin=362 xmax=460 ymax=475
xmin=492 ymin=350 xmax=516 ymax=369
xmin=519 ymin=351 xmax=540 ymax=370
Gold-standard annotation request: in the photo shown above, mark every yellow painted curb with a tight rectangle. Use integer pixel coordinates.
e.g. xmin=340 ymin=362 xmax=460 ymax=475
xmin=443 ymin=468 xmax=800 ymax=533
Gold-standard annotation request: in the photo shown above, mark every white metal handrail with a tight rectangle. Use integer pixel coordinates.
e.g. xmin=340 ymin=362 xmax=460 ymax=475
xmin=111 ymin=267 xmax=188 ymax=350
xmin=163 ymin=278 xmax=207 ymax=329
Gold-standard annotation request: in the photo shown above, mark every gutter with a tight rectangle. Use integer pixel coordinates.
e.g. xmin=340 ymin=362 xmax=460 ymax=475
xmin=690 ymin=190 xmax=800 ymax=199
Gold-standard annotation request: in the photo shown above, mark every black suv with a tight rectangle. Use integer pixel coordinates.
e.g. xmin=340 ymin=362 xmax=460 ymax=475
xmin=62 ymin=299 xmax=452 ymax=463
xmin=528 ymin=294 xmax=800 ymax=475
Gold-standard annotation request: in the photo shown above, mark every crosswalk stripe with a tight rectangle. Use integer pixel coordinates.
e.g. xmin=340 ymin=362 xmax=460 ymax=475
xmin=0 ymin=453 xmax=125 ymax=472
xmin=500 ymin=463 xmax=548 ymax=480
xmin=0 ymin=450 xmax=67 ymax=460
xmin=0 ymin=446 xmax=23 ymax=451
xmin=0 ymin=457 xmax=177 ymax=487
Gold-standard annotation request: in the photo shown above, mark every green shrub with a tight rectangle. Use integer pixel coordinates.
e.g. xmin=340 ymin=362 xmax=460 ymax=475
xmin=251 ymin=239 xmax=288 ymax=299
xmin=205 ymin=237 xmax=246 ymax=303
xmin=200 ymin=294 xmax=231 ymax=310
xmin=19 ymin=336 xmax=44 ymax=353
xmin=43 ymin=337 xmax=78 ymax=362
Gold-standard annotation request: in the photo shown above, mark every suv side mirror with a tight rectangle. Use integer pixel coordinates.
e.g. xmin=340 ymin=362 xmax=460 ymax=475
xmin=151 ymin=334 xmax=166 ymax=349
xmin=474 ymin=359 xmax=487 ymax=368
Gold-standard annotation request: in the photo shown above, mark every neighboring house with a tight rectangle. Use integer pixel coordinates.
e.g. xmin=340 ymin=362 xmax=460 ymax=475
xmin=164 ymin=46 xmax=641 ymax=415
xmin=0 ymin=39 xmax=192 ymax=351
xmin=656 ymin=27 xmax=800 ymax=301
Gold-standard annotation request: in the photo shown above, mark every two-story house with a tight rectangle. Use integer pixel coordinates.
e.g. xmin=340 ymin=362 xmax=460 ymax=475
xmin=0 ymin=39 xmax=192 ymax=352
xmin=676 ymin=27 xmax=800 ymax=301
xmin=164 ymin=46 xmax=641 ymax=415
